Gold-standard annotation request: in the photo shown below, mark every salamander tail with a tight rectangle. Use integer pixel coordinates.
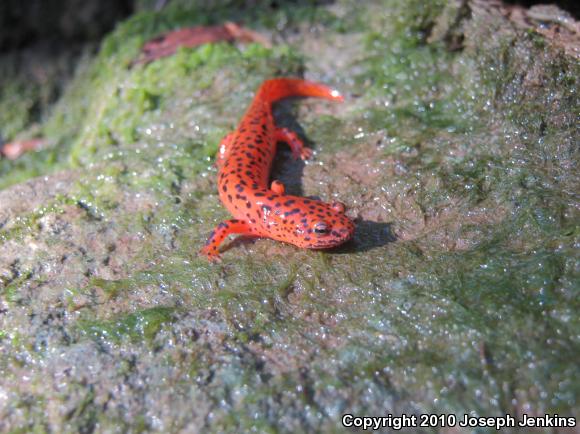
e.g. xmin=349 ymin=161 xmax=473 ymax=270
xmin=257 ymin=78 xmax=344 ymax=104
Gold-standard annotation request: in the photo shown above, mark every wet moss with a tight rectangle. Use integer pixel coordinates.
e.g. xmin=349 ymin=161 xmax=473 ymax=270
xmin=1 ymin=271 xmax=34 ymax=303
xmin=88 ymin=277 xmax=132 ymax=301
xmin=0 ymin=1 xmax=335 ymax=189
xmin=0 ymin=79 xmax=40 ymax=142
xmin=0 ymin=201 xmax=67 ymax=244
xmin=0 ymin=0 xmax=579 ymax=431
xmin=77 ymin=306 xmax=176 ymax=343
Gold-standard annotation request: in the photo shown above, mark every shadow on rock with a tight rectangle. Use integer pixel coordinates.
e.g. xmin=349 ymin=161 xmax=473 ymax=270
xmin=270 ymin=98 xmax=318 ymax=198
xmin=332 ymin=219 xmax=396 ymax=254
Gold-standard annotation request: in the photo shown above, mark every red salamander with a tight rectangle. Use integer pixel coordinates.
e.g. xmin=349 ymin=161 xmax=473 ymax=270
xmin=201 ymin=77 xmax=355 ymax=261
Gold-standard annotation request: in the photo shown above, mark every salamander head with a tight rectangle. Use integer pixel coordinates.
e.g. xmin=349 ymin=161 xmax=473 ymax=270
xmin=286 ymin=199 xmax=355 ymax=249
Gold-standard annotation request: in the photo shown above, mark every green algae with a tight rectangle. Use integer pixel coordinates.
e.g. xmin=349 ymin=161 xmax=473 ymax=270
xmin=0 ymin=201 xmax=67 ymax=244
xmin=0 ymin=78 xmax=40 ymax=142
xmin=88 ymin=277 xmax=132 ymax=301
xmin=0 ymin=0 xmax=334 ymax=190
xmin=77 ymin=306 xmax=176 ymax=343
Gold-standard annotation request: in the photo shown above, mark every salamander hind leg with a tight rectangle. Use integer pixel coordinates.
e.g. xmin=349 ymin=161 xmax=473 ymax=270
xmin=275 ymin=127 xmax=313 ymax=160
xmin=200 ymin=219 xmax=254 ymax=261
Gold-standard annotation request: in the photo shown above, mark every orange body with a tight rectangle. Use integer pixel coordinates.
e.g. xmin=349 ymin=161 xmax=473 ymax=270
xmin=201 ymin=78 xmax=354 ymax=261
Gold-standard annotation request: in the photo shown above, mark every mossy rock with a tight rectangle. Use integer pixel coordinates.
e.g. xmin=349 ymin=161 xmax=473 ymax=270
xmin=0 ymin=0 xmax=578 ymax=432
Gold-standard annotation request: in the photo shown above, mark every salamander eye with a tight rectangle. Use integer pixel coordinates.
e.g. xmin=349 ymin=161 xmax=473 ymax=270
xmin=331 ymin=201 xmax=346 ymax=213
xmin=313 ymin=221 xmax=330 ymax=235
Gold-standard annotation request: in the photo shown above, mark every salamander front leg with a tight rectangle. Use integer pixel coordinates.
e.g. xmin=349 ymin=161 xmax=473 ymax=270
xmin=200 ymin=219 xmax=255 ymax=261
xmin=275 ymin=127 xmax=313 ymax=160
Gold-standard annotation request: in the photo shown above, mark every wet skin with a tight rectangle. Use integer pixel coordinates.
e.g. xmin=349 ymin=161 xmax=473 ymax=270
xmin=201 ymin=78 xmax=355 ymax=261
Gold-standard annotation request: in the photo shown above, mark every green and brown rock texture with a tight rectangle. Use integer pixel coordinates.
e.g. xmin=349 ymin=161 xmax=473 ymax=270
xmin=0 ymin=1 xmax=578 ymax=432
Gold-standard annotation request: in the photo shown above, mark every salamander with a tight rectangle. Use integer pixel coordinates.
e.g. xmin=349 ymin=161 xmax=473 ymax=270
xmin=201 ymin=77 xmax=355 ymax=261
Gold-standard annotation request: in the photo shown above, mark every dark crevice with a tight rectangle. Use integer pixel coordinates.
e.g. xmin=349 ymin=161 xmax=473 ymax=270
xmin=0 ymin=0 xmax=136 ymax=52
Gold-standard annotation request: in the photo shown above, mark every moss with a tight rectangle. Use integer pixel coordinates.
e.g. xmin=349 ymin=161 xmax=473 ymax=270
xmin=0 ymin=1 xmax=334 ymax=189
xmin=1 ymin=272 xmax=33 ymax=303
xmin=88 ymin=277 xmax=132 ymax=301
xmin=0 ymin=149 xmax=59 ymax=190
xmin=1 ymin=0 xmax=579 ymax=431
xmin=63 ymin=386 xmax=97 ymax=433
xmin=0 ymin=201 xmax=66 ymax=244
xmin=77 ymin=306 xmax=176 ymax=343
xmin=0 ymin=79 xmax=39 ymax=141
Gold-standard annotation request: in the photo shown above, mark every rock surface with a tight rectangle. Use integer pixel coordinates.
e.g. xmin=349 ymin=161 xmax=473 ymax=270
xmin=0 ymin=1 xmax=578 ymax=432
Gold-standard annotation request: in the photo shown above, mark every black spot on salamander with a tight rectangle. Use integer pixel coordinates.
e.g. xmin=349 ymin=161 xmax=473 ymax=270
xmin=245 ymin=170 xmax=253 ymax=177
xmin=222 ymin=185 xmax=227 ymax=192
xmin=274 ymin=202 xmax=281 ymax=207
xmin=262 ymin=205 xmax=272 ymax=212
xmin=245 ymin=152 xmax=253 ymax=158
xmin=235 ymin=184 xmax=244 ymax=192
xmin=240 ymin=180 xmax=247 ymax=186
xmin=267 ymin=195 xmax=275 ymax=201
xmin=218 ymin=222 xmax=229 ymax=229
xmin=231 ymin=219 xmax=239 ymax=223
xmin=252 ymin=183 xmax=259 ymax=189
xmin=246 ymin=202 xmax=251 ymax=208
xmin=331 ymin=231 xmax=340 ymax=237
xmin=303 ymin=199 xmax=311 ymax=204
xmin=255 ymin=192 xmax=265 ymax=197
xmin=227 ymin=194 xmax=233 ymax=202
xmin=236 ymin=194 xmax=247 ymax=200
xmin=304 ymin=236 xmax=311 ymax=241
xmin=284 ymin=208 xmax=301 ymax=217
xmin=283 ymin=200 xmax=295 ymax=206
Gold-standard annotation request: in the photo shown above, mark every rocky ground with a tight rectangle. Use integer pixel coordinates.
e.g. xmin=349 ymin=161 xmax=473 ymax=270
xmin=0 ymin=0 xmax=578 ymax=432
